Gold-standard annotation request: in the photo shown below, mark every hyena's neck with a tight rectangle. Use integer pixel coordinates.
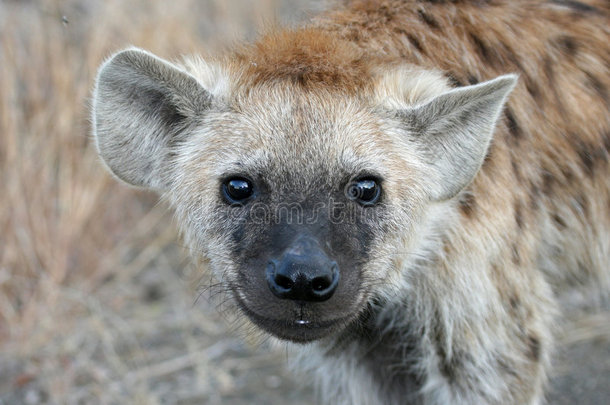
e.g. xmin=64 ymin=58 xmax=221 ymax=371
xmin=293 ymin=203 xmax=461 ymax=404
xmin=293 ymin=298 xmax=428 ymax=405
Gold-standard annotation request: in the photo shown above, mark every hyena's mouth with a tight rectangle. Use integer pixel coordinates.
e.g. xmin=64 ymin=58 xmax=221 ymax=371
xmin=234 ymin=293 xmax=356 ymax=343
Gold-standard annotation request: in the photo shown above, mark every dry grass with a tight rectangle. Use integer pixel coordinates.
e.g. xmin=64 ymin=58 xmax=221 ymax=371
xmin=0 ymin=0 xmax=608 ymax=404
xmin=0 ymin=1 xmax=317 ymax=403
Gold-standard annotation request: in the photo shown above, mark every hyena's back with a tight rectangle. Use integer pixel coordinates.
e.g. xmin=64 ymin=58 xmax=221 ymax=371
xmin=314 ymin=0 xmax=610 ymax=292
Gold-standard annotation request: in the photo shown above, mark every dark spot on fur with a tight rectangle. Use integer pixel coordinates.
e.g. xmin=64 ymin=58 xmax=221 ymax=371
xmin=470 ymin=33 xmax=491 ymax=64
xmin=603 ymin=132 xmax=610 ymax=153
xmin=550 ymin=0 xmax=598 ymax=13
xmin=433 ymin=319 xmax=470 ymax=384
xmin=529 ymin=182 xmax=541 ymax=211
xmin=459 ymin=192 xmax=477 ymax=218
xmin=357 ymin=322 xmax=424 ymax=399
xmin=295 ymin=72 xmax=306 ymax=85
xmin=509 ymin=295 xmax=520 ymax=311
xmin=527 ymin=335 xmax=541 ymax=361
xmin=417 ymin=9 xmax=441 ymax=30
xmin=432 ymin=314 xmax=457 ymax=381
xmin=511 ymin=159 xmax=523 ymax=183
xmin=445 ymin=72 xmax=464 ymax=87
xmin=542 ymin=56 xmax=555 ymax=82
xmin=576 ymin=140 xmax=595 ymax=177
xmin=406 ymin=33 xmax=426 ymax=54
xmin=542 ymin=170 xmax=555 ymax=196
xmin=560 ymin=165 xmax=575 ymax=184
xmin=505 ymin=107 xmax=522 ymax=142
xmin=555 ymin=35 xmax=579 ymax=56
xmin=345 ymin=27 xmax=361 ymax=42
xmin=514 ymin=200 xmax=524 ymax=229
xmin=511 ymin=244 xmax=521 ymax=265
xmin=439 ymin=356 xmax=459 ymax=381
xmin=552 ymin=213 xmax=567 ymax=229
xmin=467 ymin=73 xmax=479 ymax=85
xmin=584 ymin=72 xmax=609 ymax=104
xmin=393 ymin=27 xmax=410 ymax=44
xmin=525 ymin=78 xmax=541 ymax=101
xmin=377 ymin=4 xmax=395 ymax=22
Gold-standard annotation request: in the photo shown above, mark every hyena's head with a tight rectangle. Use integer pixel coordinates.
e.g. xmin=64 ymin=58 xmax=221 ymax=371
xmin=92 ymin=45 xmax=515 ymax=342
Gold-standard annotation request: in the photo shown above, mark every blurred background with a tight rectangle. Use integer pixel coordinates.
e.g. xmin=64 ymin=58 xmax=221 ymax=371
xmin=0 ymin=0 xmax=607 ymax=404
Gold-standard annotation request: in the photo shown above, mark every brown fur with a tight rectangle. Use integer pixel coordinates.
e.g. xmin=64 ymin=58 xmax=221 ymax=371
xmin=235 ymin=28 xmax=374 ymax=93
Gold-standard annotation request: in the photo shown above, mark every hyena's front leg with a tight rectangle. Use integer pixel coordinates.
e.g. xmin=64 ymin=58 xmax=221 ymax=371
xmin=412 ymin=261 xmax=556 ymax=405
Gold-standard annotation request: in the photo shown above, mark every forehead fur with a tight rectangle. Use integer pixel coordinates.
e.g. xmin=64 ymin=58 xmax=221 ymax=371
xmin=234 ymin=28 xmax=373 ymax=93
xmin=188 ymin=87 xmax=391 ymax=172
xmin=173 ymin=84 xmax=424 ymax=202
xmin=182 ymin=30 xmax=450 ymax=111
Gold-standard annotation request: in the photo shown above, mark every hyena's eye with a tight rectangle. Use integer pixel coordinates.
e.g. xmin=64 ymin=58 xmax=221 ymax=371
xmin=346 ymin=178 xmax=381 ymax=206
xmin=222 ymin=177 xmax=255 ymax=204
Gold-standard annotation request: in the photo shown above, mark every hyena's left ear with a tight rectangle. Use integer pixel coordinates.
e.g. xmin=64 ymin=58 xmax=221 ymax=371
xmin=402 ymin=74 xmax=517 ymax=201
xmin=92 ymin=48 xmax=212 ymax=190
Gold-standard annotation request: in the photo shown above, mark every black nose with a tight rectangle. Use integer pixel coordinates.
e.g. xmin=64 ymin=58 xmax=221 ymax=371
xmin=266 ymin=235 xmax=339 ymax=302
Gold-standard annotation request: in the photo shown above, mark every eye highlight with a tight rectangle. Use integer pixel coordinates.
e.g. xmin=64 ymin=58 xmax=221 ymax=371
xmin=222 ymin=177 xmax=255 ymax=204
xmin=346 ymin=177 xmax=382 ymax=205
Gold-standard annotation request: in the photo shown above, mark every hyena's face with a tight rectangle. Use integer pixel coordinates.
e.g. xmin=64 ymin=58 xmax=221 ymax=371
xmin=167 ymin=86 xmax=424 ymax=341
xmin=92 ymin=49 xmax=515 ymax=342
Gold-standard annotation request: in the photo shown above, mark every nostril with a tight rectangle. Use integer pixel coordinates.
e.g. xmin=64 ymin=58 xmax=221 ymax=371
xmin=312 ymin=276 xmax=331 ymax=292
xmin=275 ymin=273 xmax=294 ymax=291
xmin=308 ymin=264 xmax=339 ymax=302
xmin=267 ymin=260 xmax=296 ymax=298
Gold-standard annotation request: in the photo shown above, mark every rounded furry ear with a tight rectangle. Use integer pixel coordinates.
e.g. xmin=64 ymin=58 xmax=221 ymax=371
xmin=401 ymin=74 xmax=518 ymax=201
xmin=92 ymin=48 xmax=212 ymax=190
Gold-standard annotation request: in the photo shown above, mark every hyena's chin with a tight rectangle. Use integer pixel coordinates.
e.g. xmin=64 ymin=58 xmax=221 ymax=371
xmin=232 ymin=285 xmax=367 ymax=342
xmin=235 ymin=295 xmax=359 ymax=343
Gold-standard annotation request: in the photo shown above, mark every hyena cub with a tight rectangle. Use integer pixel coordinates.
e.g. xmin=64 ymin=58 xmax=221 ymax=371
xmin=92 ymin=0 xmax=609 ymax=404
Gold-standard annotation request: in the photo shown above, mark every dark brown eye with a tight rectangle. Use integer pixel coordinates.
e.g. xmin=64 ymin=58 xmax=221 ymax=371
xmin=222 ymin=177 xmax=254 ymax=204
xmin=346 ymin=178 xmax=381 ymax=205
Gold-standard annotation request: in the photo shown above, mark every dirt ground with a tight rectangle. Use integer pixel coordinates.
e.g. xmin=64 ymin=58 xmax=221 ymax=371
xmin=0 ymin=1 xmax=608 ymax=404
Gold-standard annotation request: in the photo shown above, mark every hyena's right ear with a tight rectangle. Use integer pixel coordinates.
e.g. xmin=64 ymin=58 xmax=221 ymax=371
xmin=400 ymin=74 xmax=517 ymax=201
xmin=92 ymin=48 xmax=212 ymax=190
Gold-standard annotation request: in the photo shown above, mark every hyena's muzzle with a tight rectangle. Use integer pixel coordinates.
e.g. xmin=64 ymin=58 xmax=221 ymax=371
xmin=232 ymin=207 xmax=374 ymax=343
